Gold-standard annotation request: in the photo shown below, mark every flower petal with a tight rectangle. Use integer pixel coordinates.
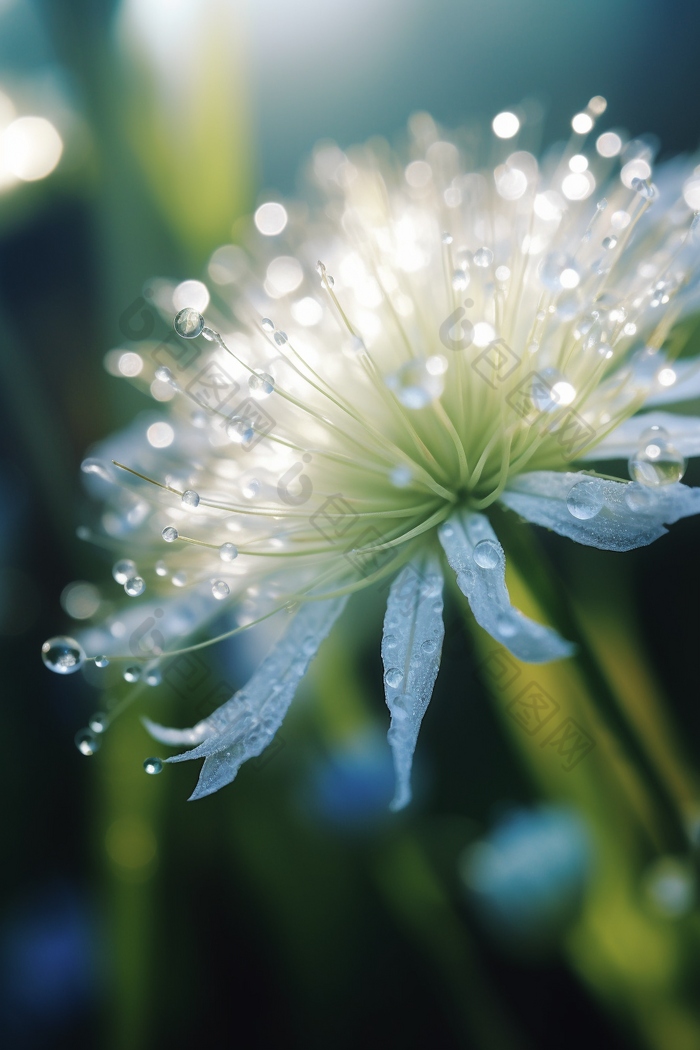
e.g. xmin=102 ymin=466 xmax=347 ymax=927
xmin=150 ymin=595 xmax=348 ymax=799
xmin=381 ymin=555 xmax=445 ymax=812
xmin=437 ymin=511 xmax=575 ymax=663
xmin=582 ymin=411 xmax=700 ymax=460
xmin=500 ymin=470 xmax=700 ymax=551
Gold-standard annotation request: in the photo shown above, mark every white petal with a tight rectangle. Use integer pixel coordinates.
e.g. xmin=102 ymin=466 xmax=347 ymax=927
xmin=582 ymin=411 xmax=700 ymax=460
xmin=437 ymin=511 xmax=575 ymax=663
xmin=500 ymin=470 xmax=700 ymax=551
xmin=160 ymin=596 xmax=348 ymax=799
xmin=645 ymin=357 xmax=700 ymax=406
xmin=381 ymin=556 xmax=444 ymax=812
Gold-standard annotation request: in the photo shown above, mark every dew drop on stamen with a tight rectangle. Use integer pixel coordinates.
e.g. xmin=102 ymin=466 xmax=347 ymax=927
xmin=219 ymin=542 xmax=238 ymax=562
xmin=95 ymin=655 xmax=109 ymax=668
xmin=452 ymin=268 xmax=469 ymax=291
xmin=145 ymin=668 xmax=162 ymax=686
xmin=181 ymin=489 xmax=200 ymax=508
xmin=602 ymin=236 xmax=618 ymax=250
xmin=261 ymin=317 xmax=275 ymax=333
xmin=75 ymin=729 xmax=100 ymax=756
xmin=248 ymin=371 xmax=274 ymax=398
xmin=212 ymin=580 xmax=230 ymax=600
xmin=124 ymin=576 xmax=146 ymax=597
xmin=143 ymin=757 xmax=163 ymax=775
xmin=384 ymin=668 xmax=403 ymax=689
xmin=162 ymin=526 xmax=179 ymax=543
xmin=227 ymin=417 xmax=254 ymax=444
xmin=123 ymin=666 xmax=141 ymax=683
xmin=472 ymin=539 xmax=501 ymax=569
xmin=441 ymin=232 xmax=453 ymax=244
xmin=172 ymin=571 xmax=187 ymax=588
xmin=566 ymin=480 xmax=604 ymax=519
xmin=155 ymin=365 xmax=174 ymax=384
xmin=112 ymin=559 xmax=137 ymax=584
xmin=41 ymin=636 xmax=85 ymax=675
xmin=155 ymin=560 xmax=168 ymax=576
xmin=473 ymin=247 xmax=493 ymax=268
xmin=89 ymin=712 xmax=108 ymax=733
xmin=173 ymin=307 xmax=205 ymax=338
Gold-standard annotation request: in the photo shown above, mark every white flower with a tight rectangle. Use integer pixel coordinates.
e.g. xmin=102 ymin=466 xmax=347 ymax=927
xmin=46 ymin=101 xmax=700 ymax=809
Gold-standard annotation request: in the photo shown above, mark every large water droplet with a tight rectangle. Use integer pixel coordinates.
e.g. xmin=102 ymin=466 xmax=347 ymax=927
xmin=219 ymin=542 xmax=238 ymax=562
xmin=173 ymin=307 xmax=205 ymax=338
xmin=162 ymin=526 xmax=179 ymax=543
xmin=41 ymin=636 xmax=85 ymax=675
xmin=385 ymin=359 xmax=443 ymax=409
xmin=212 ymin=580 xmax=230 ymax=600
xmin=181 ymin=489 xmax=200 ymax=508
xmin=472 ymin=539 xmax=500 ymax=569
xmin=248 ymin=371 xmax=275 ymax=398
xmin=112 ymin=559 xmax=137 ymax=584
xmin=566 ymin=480 xmax=604 ymax=519
xmin=629 ymin=438 xmax=686 ymax=486
xmin=124 ymin=576 xmax=146 ymax=597
xmin=143 ymin=757 xmax=163 ymax=775
xmin=75 ymin=729 xmax=100 ymax=756
xmin=384 ymin=668 xmax=404 ymax=689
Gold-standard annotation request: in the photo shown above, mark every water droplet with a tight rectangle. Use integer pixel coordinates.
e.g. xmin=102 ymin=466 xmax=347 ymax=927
xmin=539 ymin=251 xmax=580 ymax=292
xmin=95 ymin=655 xmax=109 ymax=668
xmin=390 ymin=465 xmax=412 ymax=488
xmin=124 ymin=576 xmax=146 ymax=597
xmin=75 ymin=729 xmax=100 ymax=756
xmin=385 ymin=359 xmax=443 ymax=409
xmin=261 ymin=317 xmax=275 ymax=332
xmin=41 ymin=636 xmax=85 ymax=675
xmin=624 ymin=482 xmax=658 ymax=512
xmin=273 ymin=330 xmax=288 ymax=346
xmin=81 ymin=458 xmax=112 ymax=482
xmin=316 ymin=261 xmax=326 ymax=276
xmin=441 ymin=525 xmax=454 ymax=538
xmin=212 ymin=580 xmax=230 ymax=600
xmin=143 ymin=757 xmax=163 ymax=775
xmin=144 ymin=668 xmax=162 ymax=687
xmin=473 ymin=247 xmax=493 ymax=268
xmin=112 ymin=559 xmax=137 ymax=584
xmin=629 ymin=439 xmax=686 ymax=486
xmin=89 ymin=712 xmax=108 ymax=733
xmin=566 ymin=480 xmax=604 ymax=519
xmin=343 ymin=335 xmax=366 ymax=357
xmin=242 ymin=478 xmax=260 ymax=498
xmin=123 ymin=665 xmax=141 ymax=683
xmin=219 ymin=542 xmax=238 ymax=562
xmin=384 ymin=668 xmax=403 ymax=689
xmin=384 ymin=634 xmax=397 ymax=649
xmin=421 ymin=638 xmax=438 ymax=653
xmin=155 ymin=560 xmax=168 ymax=576
xmin=155 ymin=365 xmax=174 ymax=383
xmin=441 ymin=232 xmax=453 ymax=244
xmin=602 ymin=236 xmax=618 ymax=250
xmin=391 ymin=694 xmax=412 ymax=721
xmin=173 ymin=307 xmax=205 ymax=338
xmin=181 ymin=489 xmax=200 ymax=507
xmin=226 ymin=417 xmax=254 ymax=444
xmin=248 ymin=371 xmax=275 ymax=398
xmin=162 ymin=526 xmax=179 ymax=543
xmin=172 ymin=571 xmax=187 ymax=588
xmin=632 ymin=177 xmax=656 ymax=200
xmin=472 ymin=539 xmax=501 ymax=569
xmin=452 ymin=268 xmax=470 ymax=291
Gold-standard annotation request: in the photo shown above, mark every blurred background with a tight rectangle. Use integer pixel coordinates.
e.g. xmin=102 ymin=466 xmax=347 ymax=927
xmin=2 ymin=1 xmax=700 ymax=1047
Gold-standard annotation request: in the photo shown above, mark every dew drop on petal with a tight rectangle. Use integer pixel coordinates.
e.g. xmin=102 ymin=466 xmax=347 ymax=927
xmin=629 ymin=439 xmax=686 ymax=486
xmin=219 ymin=542 xmax=238 ymax=562
xmin=472 ymin=539 xmax=500 ymax=569
xmin=41 ymin=636 xmax=85 ymax=675
xmin=212 ymin=580 xmax=230 ymax=600
xmin=162 ymin=526 xmax=179 ymax=543
xmin=75 ymin=729 xmax=100 ymax=756
xmin=566 ymin=480 xmax=604 ymax=519
xmin=143 ymin=757 xmax=163 ymax=775
xmin=181 ymin=489 xmax=200 ymax=508
xmin=421 ymin=638 xmax=438 ymax=654
xmin=384 ymin=667 xmax=403 ymax=689
xmin=173 ymin=308 xmax=205 ymax=338
xmin=124 ymin=576 xmax=146 ymax=597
